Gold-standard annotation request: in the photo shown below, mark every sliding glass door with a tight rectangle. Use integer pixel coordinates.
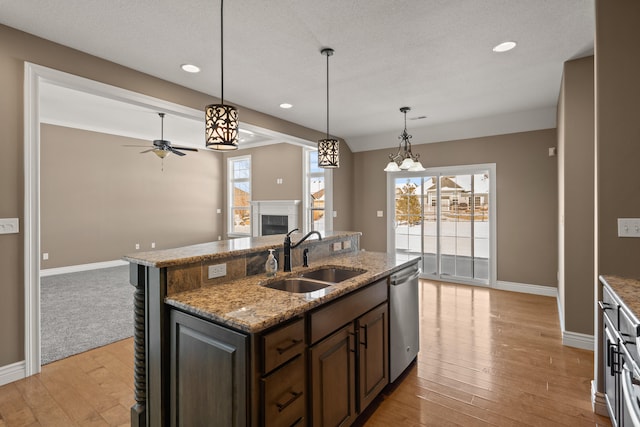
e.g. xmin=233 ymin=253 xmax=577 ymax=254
xmin=388 ymin=165 xmax=495 ymax=286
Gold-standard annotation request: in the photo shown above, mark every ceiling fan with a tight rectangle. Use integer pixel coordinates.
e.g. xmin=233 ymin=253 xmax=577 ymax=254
xmin=141 ymin=112 xmax=198 ymax=159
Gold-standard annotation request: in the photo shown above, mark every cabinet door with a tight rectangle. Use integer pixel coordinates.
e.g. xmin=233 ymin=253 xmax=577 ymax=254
xmin=170 ymin=309 xmax=248 ymax=427
xmin=357 ymin=303 xmax=389 ymax=412
xmin=310 ymin=323 xmax=356 ymax=427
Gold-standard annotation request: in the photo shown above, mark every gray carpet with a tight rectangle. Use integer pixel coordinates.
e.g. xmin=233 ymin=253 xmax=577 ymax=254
xmin=40 ymin=265 xmax=133 ymax=365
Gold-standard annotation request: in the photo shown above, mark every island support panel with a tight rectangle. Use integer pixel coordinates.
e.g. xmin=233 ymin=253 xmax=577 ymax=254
xmin=130 ymin=263 xmax=168 ymax=427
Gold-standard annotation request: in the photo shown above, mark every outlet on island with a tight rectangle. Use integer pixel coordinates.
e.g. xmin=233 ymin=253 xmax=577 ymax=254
xmin=208 ymin=263 xmax=227 ymax=279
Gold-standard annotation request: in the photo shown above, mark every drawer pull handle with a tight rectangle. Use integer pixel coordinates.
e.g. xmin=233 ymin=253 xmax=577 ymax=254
xmin=360 ymin=325 xmax=368 ymax=349
xmin=276 ymin=339 xmax=302 ymax=354
xmin=276 ymin=390 xmax=303 ymax=412
xmin=291 ymin=416 xmax=305 ymax=426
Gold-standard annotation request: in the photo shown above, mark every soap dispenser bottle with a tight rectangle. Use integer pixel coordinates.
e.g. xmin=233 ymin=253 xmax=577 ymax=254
xmin=265 ymin=249 xmax=278 ymax=277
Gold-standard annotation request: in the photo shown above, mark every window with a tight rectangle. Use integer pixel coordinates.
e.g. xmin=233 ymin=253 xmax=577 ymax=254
xmin=303 ymin=149 xmax=332 ymax=233
xmin=227 ymin=155 xmax=251 ymax=236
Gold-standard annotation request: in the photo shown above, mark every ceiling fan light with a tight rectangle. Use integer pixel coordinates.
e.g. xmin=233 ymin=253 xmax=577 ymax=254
xmin=384 ymin=161 xmax=401 ymax=172
xmin=205 ymin=103 xmax=239 ymax=150
xmin=318 ymin=138 xmax=339 ymax=168
xmin=153 ymin=149 xmax=169 ymax=159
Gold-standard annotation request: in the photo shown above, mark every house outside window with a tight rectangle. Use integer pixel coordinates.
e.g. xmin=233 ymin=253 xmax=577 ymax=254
xmin=227 ymin=155 xmax=251 ymax=236
xmin=304 ymin=149 xmax=332 ymax=233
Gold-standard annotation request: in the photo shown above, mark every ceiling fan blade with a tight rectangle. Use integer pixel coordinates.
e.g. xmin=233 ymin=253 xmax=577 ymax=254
xmin=140 ymin=148 xmax=154 ymax=153
xmin=124 ymin=144 xmax=152 ymax=148
xmin=168 ymin=147 xmax=186 ymax=156
xmin=173 ymin=146 xmax=198 ymax=152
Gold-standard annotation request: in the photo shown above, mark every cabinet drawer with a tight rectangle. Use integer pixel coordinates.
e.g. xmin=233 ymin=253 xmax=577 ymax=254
xmin=309 ymin=279 xmax=387 ymax=344
xmin=263 ymin=318 xmax=305 ymax=374
xmin=262 ymin=355 xmax=306 ymax=427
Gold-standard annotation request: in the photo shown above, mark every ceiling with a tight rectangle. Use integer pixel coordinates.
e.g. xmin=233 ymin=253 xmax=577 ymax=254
xmin=1 ymin=0 xmax=595 ymax=152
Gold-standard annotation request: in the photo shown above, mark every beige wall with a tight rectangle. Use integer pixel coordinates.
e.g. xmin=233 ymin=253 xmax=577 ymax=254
xmin=595 ymin=1 xmax=640 ymax=278
xmin=353 ymin=129 xmax=559 ymax=287
xmin=557 ymin=57 xmax=595 ymax=336
xmin=0 ymin=24 xmax=349 ymax=367
xmin=40 ymin=124 xmax=224 ymax=268
xmin=594 ymin=0 xmax=640 ymax=396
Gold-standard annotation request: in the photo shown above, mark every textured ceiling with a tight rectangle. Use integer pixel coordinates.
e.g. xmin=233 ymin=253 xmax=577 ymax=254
xmin=0 ymin=0 xmax=595 ymax=152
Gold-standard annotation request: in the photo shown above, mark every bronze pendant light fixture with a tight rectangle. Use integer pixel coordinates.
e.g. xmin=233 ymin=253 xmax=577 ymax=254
xmin=205 ymin=0 xmax=239 ymax=150
xmin=384 ymin=107 xmax=425 ymax=172
xmin=318 ymin=47 xmax=339 ymax=168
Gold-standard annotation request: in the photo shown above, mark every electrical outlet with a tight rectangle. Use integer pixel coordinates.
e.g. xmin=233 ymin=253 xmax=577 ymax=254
xmin=208 ymin=263 xmax=227 ymax=279
xmin=42 ymin=252 xmax=49 ymax=260
xmin=377 ymin=210 xmax=384 ymax=218
xmin=342 ymin=240 xmax=351 ymax=250
xmin=135 ymin=243 xmax=140 ymax=250
xmin=151 ymin=242 xmax=156 ymax=249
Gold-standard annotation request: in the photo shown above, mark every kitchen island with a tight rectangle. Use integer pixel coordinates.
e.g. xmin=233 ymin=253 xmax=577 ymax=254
xmin=124 ymin=231 xmax=419 ymax=426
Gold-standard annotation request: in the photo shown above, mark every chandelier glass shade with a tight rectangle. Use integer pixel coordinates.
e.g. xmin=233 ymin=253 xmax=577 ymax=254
xmin=384 ymin=107 xmax=425 ymax=172
xmin=205 ymin=0 xmax=239 ymax=150
xmin=318 ymin=48 xmax=339 ymax=168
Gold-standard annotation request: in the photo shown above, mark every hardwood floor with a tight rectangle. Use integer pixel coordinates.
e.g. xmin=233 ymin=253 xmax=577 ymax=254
xmin=360 ymin=280 xmax=611 ymax=427
xmin=0 ymin=280 xmax=611 ymax=426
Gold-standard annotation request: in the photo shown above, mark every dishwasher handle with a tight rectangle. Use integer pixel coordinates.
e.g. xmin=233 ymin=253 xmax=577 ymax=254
xmin=390 ymin=267 xmax=420 ymax=286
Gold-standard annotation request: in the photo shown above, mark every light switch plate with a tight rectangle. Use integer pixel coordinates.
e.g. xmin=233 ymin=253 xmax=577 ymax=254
xmin=377 ymin=211 xmax=384 ymax=218
xmin=618 ymin=218 xmax=640 ymax=237
xmin=0 ymin=218 xmax=19 ymax=234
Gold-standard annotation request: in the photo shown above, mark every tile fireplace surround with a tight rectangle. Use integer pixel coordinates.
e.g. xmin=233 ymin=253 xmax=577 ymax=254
xmin=250 ymin=200 xmax=300 ymax=236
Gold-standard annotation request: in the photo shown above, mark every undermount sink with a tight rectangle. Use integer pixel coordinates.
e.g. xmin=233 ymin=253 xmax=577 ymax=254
xmin=265 ymin=278 xmax=331 ymax=293
xmin=301 ymin=267 xmax=366 ymax=283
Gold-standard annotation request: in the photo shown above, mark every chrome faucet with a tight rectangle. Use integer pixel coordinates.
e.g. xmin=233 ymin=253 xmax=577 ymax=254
xmin=283 ymin=229 xmax=322 ymax=272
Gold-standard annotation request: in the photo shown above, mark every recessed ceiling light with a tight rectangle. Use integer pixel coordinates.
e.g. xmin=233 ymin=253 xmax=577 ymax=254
xmin=492 ymin=41 xmax=517 ymax=53
xmin=180 ymin=64 xmax=201 ymax=73
xmin=279 ymin=103 xmax=293 ymax=109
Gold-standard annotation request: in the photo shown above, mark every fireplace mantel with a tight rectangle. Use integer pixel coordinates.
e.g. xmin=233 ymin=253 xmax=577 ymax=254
xmin=250 ymin=200 xmax=301 ymax=236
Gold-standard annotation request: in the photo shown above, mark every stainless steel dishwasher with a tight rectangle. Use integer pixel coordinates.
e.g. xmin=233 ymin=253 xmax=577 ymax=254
xmin=389 ymin=262 xmax=421 ymax=382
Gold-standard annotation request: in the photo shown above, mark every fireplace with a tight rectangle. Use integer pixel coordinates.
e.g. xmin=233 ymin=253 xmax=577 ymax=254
xmin=250 ymin=200 xmax=301 ymax=236
xmin=261 ymin=215 xmax=288 ymax=235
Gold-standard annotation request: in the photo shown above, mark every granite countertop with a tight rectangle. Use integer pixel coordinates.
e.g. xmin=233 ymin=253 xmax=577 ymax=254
xmin=601 ymin=275 xmax=640 ymax=320
xmin=166 ymin=251 xmax=420 ymax=334
xmin=122 ymin=231 xmax=359 ymax=268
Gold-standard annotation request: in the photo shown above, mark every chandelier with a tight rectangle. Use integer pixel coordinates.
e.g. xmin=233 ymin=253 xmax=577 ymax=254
xmin=384 ymin=107 xmax=425 ymax=172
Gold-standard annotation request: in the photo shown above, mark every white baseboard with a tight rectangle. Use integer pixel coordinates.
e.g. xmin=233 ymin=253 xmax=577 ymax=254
xmin=0 ymin=360 xmax=26 ymax=386
xmin=563 ymin=330 xmax=594 ymax=350
xmin=494 ymin=280 xmax=558 ymax=297
xmin=557 ymin=294 xmax=565 ymax=331
xmin=41 ymin=259 xmax=128 ymax=277
xmin=592 ymin=380 xmax=610 ymax=417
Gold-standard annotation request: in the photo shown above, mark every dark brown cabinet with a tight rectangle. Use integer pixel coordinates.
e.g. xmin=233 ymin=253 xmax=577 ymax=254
xmin=260 ymin=318 xmax=306 ymax=427
xmin=308 ymin=279 xmax=389 ymax=427
xmin=310 ymin=323 xmax=357 ymax=427
xmin=169 ymin=309 xmax=248 ymax=427
xmin=167 ymin=278 xmax=390 ymax=427
xmin=357 ymin=303 xmax=388 ymax=412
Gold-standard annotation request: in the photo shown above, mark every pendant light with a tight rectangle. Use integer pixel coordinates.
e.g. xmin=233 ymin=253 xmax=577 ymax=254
xmin=205 ymin=0 xmax=239 ymax=150
xmin=384 ymin=107 xmax=425 ymax=172
xmin=318 ymin=48 xmax=339 ymax=168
